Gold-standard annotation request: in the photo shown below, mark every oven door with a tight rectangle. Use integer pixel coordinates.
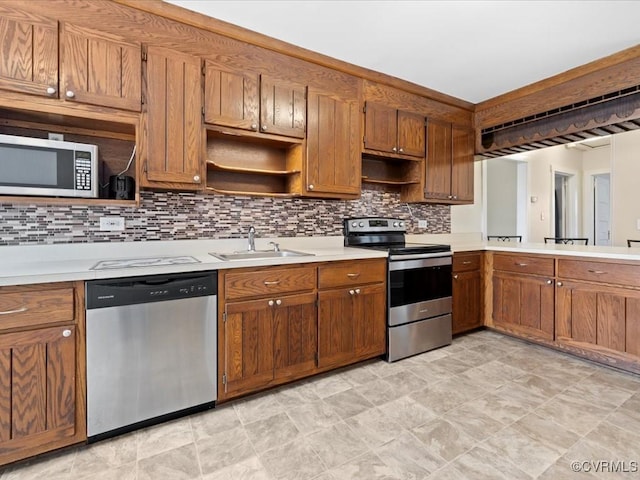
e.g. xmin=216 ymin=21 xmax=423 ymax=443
xmin=388 ymin=254 xmax=452 ymax=326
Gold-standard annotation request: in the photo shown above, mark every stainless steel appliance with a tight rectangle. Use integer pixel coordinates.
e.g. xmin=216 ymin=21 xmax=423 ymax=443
xmin=85 ymin=271 xmax=217 ymax=441
xmin=344 ymin=217 xmax=452 ymax=362
xmin=0 ymin=133 xmax=98 ymax=198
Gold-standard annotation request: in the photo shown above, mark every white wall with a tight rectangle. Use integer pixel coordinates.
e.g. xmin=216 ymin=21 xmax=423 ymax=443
xmin=486 ymin=158 xmax=518 ymax=236
xmin=581 ymin=144 xmax=611 ymax=245
xmin=611 ymin=129 xmax=640 ymax=246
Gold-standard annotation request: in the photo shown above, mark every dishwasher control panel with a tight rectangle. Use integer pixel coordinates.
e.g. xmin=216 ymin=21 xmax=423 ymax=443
xmin=86 ymin=271 xmax=217 ymax=309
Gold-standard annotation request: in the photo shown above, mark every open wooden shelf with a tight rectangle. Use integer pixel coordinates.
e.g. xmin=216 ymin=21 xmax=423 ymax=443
xmin=362 ymin=176 xmax=420 ymax=186
xmin=361 ymin=156 xmax=421 ymax=188
xmin=207 ymin=160 xmax=300 ymax=176
xmin=205 ymin=186 xmax=300 ymax=198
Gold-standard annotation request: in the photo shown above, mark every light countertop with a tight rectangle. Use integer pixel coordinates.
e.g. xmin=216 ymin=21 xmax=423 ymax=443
xmin=3 ymin=233 xmax=640 ymax=286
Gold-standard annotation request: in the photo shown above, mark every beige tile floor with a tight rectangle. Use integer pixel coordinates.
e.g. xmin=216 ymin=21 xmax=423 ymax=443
xmin=2 ymin=329 xmax=640 ymax=480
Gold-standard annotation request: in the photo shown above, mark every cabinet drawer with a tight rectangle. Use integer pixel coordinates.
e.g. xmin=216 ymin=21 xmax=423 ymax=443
xmin=558 ymin=259 xmax=640 ymax=287
xmin=493 ymin=253 xmax=554 ymax=276
xmin=224 ymin=266 xmax=316 ymax=300
xmin=318 ymin=258 xmax=386 ymax=289
xmin=0 ymin=287 xmax=75 ymax=331
xmin=453 ymin=252 xmax=482 ymax=272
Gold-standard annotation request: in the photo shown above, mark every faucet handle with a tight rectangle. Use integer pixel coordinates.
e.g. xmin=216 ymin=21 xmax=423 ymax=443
xmin=269 ymin=242 xmax=280 ymax=252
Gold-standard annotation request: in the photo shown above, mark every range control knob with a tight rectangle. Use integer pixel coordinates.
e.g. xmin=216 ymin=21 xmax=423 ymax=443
xmin=393 ymin=222 xmax=399 ymax=227
xmin=352 ymin=222 xmax=358 ymax=227
xmin=358 ymin=222 xmax=364 ymax=227
xmin=399 ymin=221 xmax=404 ymax=227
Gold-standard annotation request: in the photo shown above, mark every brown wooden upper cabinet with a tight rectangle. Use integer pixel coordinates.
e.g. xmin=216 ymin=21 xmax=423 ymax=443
xmin=425 ymin=120 xmax=474 ymax=203
xmin=305 ymin=90 xmax=361 ymax=196
xmin=204 ymin=62 xmax=306 ymax=139
xmin=0 ymin=11 xmax=141 ymax=112
xmin=0 ymin=11 xmax=58 ymax=98
xmin=141 ymin=45 xmax=203 ymax=190
xmin=363 ymin=102 xmax=425 ymax=158
xmin=60 ymin=23 xmax=141 ymax=112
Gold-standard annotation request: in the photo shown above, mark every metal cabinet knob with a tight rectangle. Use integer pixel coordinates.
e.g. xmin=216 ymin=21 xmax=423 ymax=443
xmin=193 ymin=175 xmax=201 ymax=182
xmin=349 ymin=289 xmax=355 ymax=295
xmin=62 ymin=329 xmax=72 ymax=338
xmin=65 ymin=90 xmax=75 ymax=99
xmin=46 ymin=86 xmax=57 ymax=96
xmin=392 ymin=146 xmax=397 ymax=152
xmin=448 ymin=195 xmax=453 ymax=199
xmin=308 ymin=184 xmax=314 ymax=190
xmin=399 ymin=147 xmax=404 ymax=153
xmin=276 ymin=299 xmax=282 ymax=306
xmin=355 ymin=288 xmax=361 ymax=295
xmin=453 ymin=195 xmax=458 ymax=199
xmin=261 ymin=125 xmax=267 ymax=131
xmin=453 ymin=274 xmax=459 ymax=280
xmin=251 ymin=124 xmax=258 ymax=131
xmin=546 ymin=280 xmax=553 ymax=285
xmin=268 ymin=300 xmax=274 ymax=306
xmin=557 ymin=282 xmax=563 ymax=287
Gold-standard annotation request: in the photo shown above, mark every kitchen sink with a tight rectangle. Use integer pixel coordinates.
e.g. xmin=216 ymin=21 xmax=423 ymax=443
xmin=209 ymin=249 xmax=314 ymax=261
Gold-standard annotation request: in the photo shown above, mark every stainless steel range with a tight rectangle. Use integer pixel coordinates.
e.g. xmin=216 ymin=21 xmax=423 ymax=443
xmin=344 ymin=217 xmax=452 ymax=362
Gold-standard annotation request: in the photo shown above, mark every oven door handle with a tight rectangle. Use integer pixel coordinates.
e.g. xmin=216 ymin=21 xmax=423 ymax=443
xmin=388 ymin=252 xmax=451 ymax=262
xmin=389 ymin=255 xmax=452 ymax=271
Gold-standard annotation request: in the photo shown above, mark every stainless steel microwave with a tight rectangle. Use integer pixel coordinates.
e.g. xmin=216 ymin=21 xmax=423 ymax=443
xmin=0 ymin=133 xmax=98 ymax=198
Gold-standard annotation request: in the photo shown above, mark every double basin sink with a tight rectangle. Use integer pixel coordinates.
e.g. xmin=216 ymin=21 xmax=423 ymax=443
xmin=210 ymin=249 xmax=314 ymax=261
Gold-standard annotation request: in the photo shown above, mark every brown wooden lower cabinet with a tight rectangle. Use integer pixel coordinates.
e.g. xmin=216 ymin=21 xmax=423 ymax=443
xmin=317 ymin=282 xmax=386 ymax=368
xmin=218 ymin=259 xmax=387 ymax=402
xmin=492 ymin=270 xmax=555 ymax=341
xmin=556 ymin=279 xmax=640 ymax=360
xmin=452 ymin=252 xmax=483 ymax=335
xmin=0 ymin=282 xmax=85 ymax=467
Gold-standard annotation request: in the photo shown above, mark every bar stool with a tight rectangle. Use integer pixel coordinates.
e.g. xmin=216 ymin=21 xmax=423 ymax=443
xmin=544 ymin=237 xmax=588 ymax=245
xmin=487 ymin=235 xmax=522 ymax=242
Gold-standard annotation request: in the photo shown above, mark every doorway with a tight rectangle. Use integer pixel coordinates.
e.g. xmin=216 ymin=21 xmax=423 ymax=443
xmin=593 ymin=173 xmax=611 ymax=245
xmin=553 ymin=171 xmax=578 ymax=237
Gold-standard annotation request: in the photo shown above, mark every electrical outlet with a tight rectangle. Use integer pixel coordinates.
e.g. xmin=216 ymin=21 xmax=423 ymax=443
xmin=637 ymin=219 xmax=640 ymax=230
xmin=100 ymin=217 xmax=125 ymax=231
xmin=48 ymin=132 xmax=64 ymax=141
xmin=418 ymin=220 xmax=428 ymax=229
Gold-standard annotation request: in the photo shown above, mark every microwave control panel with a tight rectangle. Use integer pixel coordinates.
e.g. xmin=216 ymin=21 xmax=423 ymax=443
xmin=75 ymin=151 xmax=93 ymax=191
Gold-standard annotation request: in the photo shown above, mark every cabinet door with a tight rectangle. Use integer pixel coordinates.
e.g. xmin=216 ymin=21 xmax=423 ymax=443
xmin=0 ymin=12 xmax=58 ymax=98
xmin=306 ymin=90 xmax=361 ymax=196
xmin=318 ymin=288 xmax=356 ymax=368
xmin=451 ymin=125 xmax=474 ymax=203
xmin=425 ymin=119 xmax=452 ymax=199
xmin=556 ymin=280 xmax=640 ymax=356
xmin=452 ymin=270 xmax=482 ymax=334
xmin=493 ymin=271 xmax=554 ymax=340
xmin=204 ymin=62 xmax=259 ymax=131
xmin=260 ymin=76 xmax=306 ymax=138
xmin=352 ymin=283 xmax=386 ymax=359
xmin=318 ymin=283 xmax=386 ymax=368
xmin=363 ymin=102 xmax=397 ymax=154
xmin=60 ymin=23 xmax=141 ymax=111
xmin=0 ymin=326 xmax=76 ymax=458
xmin=223 ymin=299 xmax=274 ymax=398
xmin=143 ymin=45 xmax=202 ymax=189
xmin=273 ymin=292 xmax=317 ymax=380
xmin=397 ymin=110 xmax=425 ymax=158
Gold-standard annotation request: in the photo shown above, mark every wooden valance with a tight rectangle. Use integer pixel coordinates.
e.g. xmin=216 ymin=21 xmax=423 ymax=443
xmin=479 ymin=86 xmax=640 ymax=157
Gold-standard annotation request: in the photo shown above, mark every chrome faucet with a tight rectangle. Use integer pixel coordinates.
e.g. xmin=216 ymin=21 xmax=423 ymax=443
xmin=247 ymin=226 xmax=256 ymax=252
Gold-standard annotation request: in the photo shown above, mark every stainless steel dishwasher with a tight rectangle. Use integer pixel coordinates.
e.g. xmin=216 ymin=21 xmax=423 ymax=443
xmin=85 ymin=271 xmax=217 ymax=441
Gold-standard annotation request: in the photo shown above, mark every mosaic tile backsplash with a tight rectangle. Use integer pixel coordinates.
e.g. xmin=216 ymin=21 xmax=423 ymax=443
xmin=0 ymin=187 xmax=450 ymax=245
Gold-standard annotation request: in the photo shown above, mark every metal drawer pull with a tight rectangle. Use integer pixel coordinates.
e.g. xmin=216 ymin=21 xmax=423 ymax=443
xmin=0 ymin=306 xmax=27 ymax=315
xmin=516 ymin=263 xmax=528 ymax=267
xmin=263 ymin=280 xmax=281 ymax=286
xmin=62 ymin=329 xmax=72 ymax=338
xmin=462 ymin=261 xmax=472 ymax=265
xmin=419 ymin=309 xmax=429 ymax=313
xmin=588 ymin=269 xmax=606 ymax=274
xmin=346 ymin=273 xmax=360 ymax=278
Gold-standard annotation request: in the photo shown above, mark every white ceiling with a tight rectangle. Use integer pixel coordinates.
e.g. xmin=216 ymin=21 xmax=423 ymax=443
xmin=165 ymin=0 xmax=640 ymax=104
